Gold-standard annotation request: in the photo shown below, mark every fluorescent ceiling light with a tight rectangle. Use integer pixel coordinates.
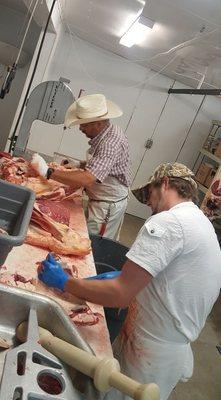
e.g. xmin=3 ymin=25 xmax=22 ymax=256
xmin=120 ymin=16 xmax=154 ymax=48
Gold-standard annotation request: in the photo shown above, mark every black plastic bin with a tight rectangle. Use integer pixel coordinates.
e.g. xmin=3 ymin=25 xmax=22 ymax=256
xmin=90 ymin=234 xmax=129 ymax=343
xmin=0 ymin=179 xmax=35 ymax=265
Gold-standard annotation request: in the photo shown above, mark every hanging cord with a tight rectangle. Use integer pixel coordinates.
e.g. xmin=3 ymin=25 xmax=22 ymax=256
xmin=57 ymin=0 xmax=102 ymax=90
xmin=0 ymin=0 xmax=35 ymax=96
xmin=57 ymin=4 xmax=219 ymax=90
xmin=9 ymin=0 xmax=36 ymax=65
xmin=15 ymin=0 xmax=40 ymax=66
xmin=0 ymin=0 xmax=40 ymax=99
xmin=60 ymin=0 xmax=220 ymax=66
xmin=9 ymin=0 xmax=57 ymax=153
xmin=175 ymin=95 xmax=206 ymax=163
xmin=58 ymin=0 xmax=185 ymax=90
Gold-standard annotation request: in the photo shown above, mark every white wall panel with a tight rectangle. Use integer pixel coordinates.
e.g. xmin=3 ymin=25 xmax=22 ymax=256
xmin=127 ymin=82 xmax=204 ymax=218
xmin=125 ymin=73 xmax=174 ymax=178
xmin=177 ymin=95 xmax=221 ymax=168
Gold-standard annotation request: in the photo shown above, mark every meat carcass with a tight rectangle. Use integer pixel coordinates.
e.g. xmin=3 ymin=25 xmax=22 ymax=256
xmin=28 ymin=202 xmax=90 ymax=256
xmin=31 ymin=203 xmax=68 ymax=242
xmin=26 ymin=203 xmax=91 ymax=257
xmin=0 ymin=156 xmax=82 ymax=201
xmin=26 ymin=225 xmax=90 ymax=256
xmin=35 ymin=199 xmax=70 ymax=226
xmin=0 ymin=156 xmax=37 ymax=184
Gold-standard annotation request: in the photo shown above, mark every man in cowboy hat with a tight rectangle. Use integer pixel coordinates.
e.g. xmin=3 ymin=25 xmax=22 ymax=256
xmin=31 ymin=94 xmax=132 ymax=239
xmin=37 ymin=162 xmax=221 ymax=400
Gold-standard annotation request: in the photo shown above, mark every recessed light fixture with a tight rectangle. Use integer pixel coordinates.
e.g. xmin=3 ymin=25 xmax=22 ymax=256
xmin=120 ymin=15 xmax=155 ymax=48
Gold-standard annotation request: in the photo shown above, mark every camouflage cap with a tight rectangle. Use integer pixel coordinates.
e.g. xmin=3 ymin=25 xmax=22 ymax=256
xmin=132 ymin=162 xmax=197 ymax=204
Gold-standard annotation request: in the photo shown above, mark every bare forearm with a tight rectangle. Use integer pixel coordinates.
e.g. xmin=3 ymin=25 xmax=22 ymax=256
xmin=65 ymin=278 xmax=128 ymax=308
xmin=51 ymin=169 xmax=95 ymax=188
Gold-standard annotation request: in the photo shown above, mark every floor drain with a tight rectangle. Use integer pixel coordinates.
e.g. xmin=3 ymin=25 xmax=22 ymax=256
xmin=216 ymin=346 xmax=221 ymax=355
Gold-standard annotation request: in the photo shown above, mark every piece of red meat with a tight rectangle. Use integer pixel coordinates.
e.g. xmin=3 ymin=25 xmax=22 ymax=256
xmin=0 ymin=152 xmax=12 ymax=159
xmin=38 ymin=187 xmax=66 ymax=201
xmin=211 ymin=180 xmax=221 ymax=197
xmin=31 ymin=206 xmax=66 ymax=242
xmin=69 ymin=307 xmax=100 ymax=326
xmin=13 ymin=273 xmax=32 ymax=284
xmin=0 ymin=157 xmax=38 ymax=184
xmin=0 ymin=157 xmax=81 ymax=201
xmin=38 ymin=374 xmax=62 ymax=395
xmin=36 ymin=199 xmax=70 ymax=226
xmin=63 ymin=264 xmax=78 ymax=278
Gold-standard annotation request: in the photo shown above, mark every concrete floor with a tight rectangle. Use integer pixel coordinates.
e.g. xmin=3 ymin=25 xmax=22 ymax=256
xmin=119 ymin=213 xmax=221 ymax=400
xmin=119 ymin=213 xmax=145 ymax=248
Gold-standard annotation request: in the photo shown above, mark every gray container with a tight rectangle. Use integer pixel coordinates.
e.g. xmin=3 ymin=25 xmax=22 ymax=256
xmin=0 ymin=179 xmax=35 ymax=265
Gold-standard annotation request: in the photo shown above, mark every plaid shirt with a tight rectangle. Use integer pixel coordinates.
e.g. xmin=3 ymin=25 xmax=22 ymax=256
xmin=86 ymin=124 xmax=132 ymax=187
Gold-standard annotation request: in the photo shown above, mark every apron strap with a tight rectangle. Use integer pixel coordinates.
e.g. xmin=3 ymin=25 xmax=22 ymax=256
xmin=99 ymin=203 xmax=112 ymax=236
xmin=89 ymin=195 xmax=128 ymax=204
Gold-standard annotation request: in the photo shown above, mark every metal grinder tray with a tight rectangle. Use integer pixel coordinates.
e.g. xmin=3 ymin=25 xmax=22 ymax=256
xmin=0 ymin=284 xmax=99 ymax=399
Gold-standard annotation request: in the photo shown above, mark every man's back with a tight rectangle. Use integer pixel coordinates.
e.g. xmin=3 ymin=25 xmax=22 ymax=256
xmin=126 ymin=202 xmax=221 ymax=343
xmin=86 ymin=124 xmax=132 ymax=187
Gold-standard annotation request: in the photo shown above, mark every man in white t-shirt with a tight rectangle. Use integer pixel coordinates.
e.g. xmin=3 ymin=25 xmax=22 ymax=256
xmin=38 ymin=162 xmax=221 ymax=400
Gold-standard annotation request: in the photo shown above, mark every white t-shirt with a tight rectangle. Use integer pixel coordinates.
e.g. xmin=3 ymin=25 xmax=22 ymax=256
xmin=127 ymin=202 xmax=221 ymax=343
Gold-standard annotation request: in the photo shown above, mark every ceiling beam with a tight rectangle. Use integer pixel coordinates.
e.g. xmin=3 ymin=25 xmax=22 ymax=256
xmin=168 ymin=88 xmax=221 ymax=96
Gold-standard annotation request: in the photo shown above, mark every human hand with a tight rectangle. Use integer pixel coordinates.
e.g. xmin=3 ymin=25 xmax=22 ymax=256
xmin=61 ymin=159 xmax=80 ymax=169
xmin=38 ymin=253 xmax=69 ymax=291
xmin=31 ymin=153 xmax=48 ymax=177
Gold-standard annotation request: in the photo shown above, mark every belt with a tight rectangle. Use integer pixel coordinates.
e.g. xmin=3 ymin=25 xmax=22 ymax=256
xmin=89 ymin=195 xmax=128 ymax=204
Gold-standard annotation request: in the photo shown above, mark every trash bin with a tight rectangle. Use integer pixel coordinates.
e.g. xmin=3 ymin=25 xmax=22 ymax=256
xmin=90 ymin=234 xmax=129 ymax=343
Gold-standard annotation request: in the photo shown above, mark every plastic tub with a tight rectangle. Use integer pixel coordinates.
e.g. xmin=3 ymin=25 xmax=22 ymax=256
xmin=90 ymin=234 xmax=129 ymax=342
xmin=89 ymin=234 xmax=129 ymax=271
xmin=0 ymin=179 xmax=35 ymax=265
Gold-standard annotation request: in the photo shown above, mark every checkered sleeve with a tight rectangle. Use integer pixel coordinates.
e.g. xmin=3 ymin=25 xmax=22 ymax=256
xmin=85 ymin=136 xmax=121 ymax=182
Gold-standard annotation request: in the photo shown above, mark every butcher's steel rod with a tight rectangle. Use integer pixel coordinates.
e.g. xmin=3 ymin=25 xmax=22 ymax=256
xmin=17 ymin=322 xmax=160 ymax=400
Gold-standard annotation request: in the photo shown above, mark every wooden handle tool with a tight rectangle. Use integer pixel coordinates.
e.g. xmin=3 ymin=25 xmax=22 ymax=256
xmin=17 ymin=322 xmax=160 ymax=400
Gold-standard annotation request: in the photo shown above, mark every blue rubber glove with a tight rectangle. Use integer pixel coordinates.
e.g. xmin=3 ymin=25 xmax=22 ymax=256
xmin=38 ymin=253 xmax=69 ymax=291
xmin=86 ymin=271 xmax=121 ymax=280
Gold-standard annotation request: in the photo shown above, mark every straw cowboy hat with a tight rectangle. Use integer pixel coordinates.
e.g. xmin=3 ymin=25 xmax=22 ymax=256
xmin=64 ymin=93 xmax=123 ymax=128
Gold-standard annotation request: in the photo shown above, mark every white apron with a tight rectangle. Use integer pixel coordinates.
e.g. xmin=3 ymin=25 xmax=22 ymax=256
xmin=85 ymin=141 xmax=129 ymax=240
xmin=104 ymin=299 xmax=194 ymax=400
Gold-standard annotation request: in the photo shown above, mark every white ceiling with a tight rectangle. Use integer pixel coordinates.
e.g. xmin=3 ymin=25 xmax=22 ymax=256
xmin=61 ymin=0 xmax=221 ymax=88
